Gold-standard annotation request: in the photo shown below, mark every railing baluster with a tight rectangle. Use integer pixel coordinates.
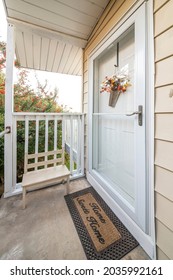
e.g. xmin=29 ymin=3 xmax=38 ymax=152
xmin=45 ymin=116 xmax=48 ymax=168
xmin=35 ymin=116 xmax=39 ymax=170
xmin=24 ymin=116 xmax=29 ymax=173
xmin=54 ymin=117 xmax=57 ymax=167
xmin=70 ymin=115 xmax=74 ymax=175
xmin=77 ymin=115 xmax=81 ymax=175
xmin=62 ymin=116 xmax=65 ymax=165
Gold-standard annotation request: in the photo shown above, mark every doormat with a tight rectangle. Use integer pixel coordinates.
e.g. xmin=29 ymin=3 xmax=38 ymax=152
xmin=64 ymin=187 xmax=138 ymax=260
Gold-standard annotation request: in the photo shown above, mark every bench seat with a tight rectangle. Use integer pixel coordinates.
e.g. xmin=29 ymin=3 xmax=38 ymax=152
xmin=22 ymin=165 xmax=70 ymax=209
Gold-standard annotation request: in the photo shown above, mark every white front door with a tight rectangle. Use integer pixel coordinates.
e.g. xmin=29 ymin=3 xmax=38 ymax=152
xmin=88 ymin=4 xmax=147 ymax=232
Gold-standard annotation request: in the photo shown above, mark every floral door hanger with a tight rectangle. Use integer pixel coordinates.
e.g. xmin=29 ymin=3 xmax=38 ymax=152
xmin=100 ymin=74 xmax=131 ymax=107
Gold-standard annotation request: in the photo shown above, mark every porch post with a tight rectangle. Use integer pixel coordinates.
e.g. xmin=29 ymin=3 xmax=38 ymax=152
xmin=4 ymin=24 xmax=15 ymax=196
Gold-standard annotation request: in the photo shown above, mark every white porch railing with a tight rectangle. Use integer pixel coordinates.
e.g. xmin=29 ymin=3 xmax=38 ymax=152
xmin=5 ymin=112 xmax=84 ymax=197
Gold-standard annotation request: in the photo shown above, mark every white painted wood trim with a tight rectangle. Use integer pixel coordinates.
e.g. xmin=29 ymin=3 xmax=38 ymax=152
xmin=45 ymin=117 xmax=49 ymax=168
xmin=77 ymin=115 xmax=80 ymax=174
xmin=146 ymin=0 xmax=156 ymax=259
xmin=62 ymin=116 xmax=65 ymax=148
xmin=4 ymin=24 xmax=15 ymax=194
xmin=81 ymin=114 xmax=85 ymax=174
xmin=27 ymin=150 xmax=62 ymax=158
xmin=4 ymin=186 xmax=22 ymax=198
xmin=12 ymin=115 xmax=17 ymax=188
xmin=13 ymin=112 xmax=85 ymax=116
xmin=70 ymin=115 xmax=74 ymax=174
xmin=88 ymin=55 xmax=93 ymax=174
xmin=62 ymin=116 xmax=65 ymax=165
xmin=35 ymin=116 xmax=39 ymax=170
xmin=54 ymin=117 xmax=58 ymax=167
xmin=81 ymin=49 xmax=84 ymax=113
xmin=24 ymin=117 xmax=29 ymax=173
xmin=24 ymin=117 xmax=29 ymax=154
xmin=134 ymin=1 xmax=147 ymax=232
xmin=27 ymin=158 xmax=62 ymax=170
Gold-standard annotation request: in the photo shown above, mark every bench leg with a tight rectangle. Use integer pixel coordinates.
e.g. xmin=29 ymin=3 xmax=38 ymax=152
xmin=66 ymin=176 xmax=70 ymax=194
xmin=23 ymin=187 xmax=26 ymax=209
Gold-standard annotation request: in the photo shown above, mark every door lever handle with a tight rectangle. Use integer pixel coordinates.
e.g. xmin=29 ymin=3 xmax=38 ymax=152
xmin=126 ymin=111 xmax=140 ymax=116
xmin=126 ymin=105 xmax=143 ymax=126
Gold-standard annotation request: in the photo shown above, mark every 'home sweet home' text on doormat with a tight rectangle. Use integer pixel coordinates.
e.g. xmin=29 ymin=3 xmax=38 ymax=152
xmin=65 ymin=187 xmax=138 ymax=260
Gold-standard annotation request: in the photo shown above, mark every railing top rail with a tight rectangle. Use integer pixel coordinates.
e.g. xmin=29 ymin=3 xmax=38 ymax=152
xmin=13 ymin=112 xmax=85 ymax=117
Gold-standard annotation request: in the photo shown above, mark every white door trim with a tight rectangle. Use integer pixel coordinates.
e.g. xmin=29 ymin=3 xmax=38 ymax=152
xmin=87 ymin=0 xmax=155 ymax=259
xmin=145 ymin=0 xmax=156 ymax=259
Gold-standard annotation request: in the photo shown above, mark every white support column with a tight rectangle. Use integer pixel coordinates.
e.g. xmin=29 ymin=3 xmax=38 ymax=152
xmin=4 ymin=24 xmax=15 ymax=196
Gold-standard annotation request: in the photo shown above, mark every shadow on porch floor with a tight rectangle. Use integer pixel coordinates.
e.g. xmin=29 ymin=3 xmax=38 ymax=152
xmin=0 ymin=178 xmax=149 ymax=260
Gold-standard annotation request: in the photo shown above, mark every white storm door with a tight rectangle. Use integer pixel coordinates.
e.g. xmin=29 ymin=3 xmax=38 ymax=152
xmin=89 ymin=4 xmax=147 ymax=232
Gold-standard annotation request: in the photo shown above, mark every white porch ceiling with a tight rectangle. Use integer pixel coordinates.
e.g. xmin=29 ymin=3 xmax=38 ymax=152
xmin=3 ymin=0 xmax=110 ymax=75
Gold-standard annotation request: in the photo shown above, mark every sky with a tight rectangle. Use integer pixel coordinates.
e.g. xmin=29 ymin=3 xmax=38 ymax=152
xmin=0 ymin=0 xmax=82 ymax=112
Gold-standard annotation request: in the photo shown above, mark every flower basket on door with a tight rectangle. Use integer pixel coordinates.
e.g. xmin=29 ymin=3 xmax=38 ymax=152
xmin=108 ymin=90 xmax=121 ymax=107
xmin=100 ymin=74 xmax=131 ymax=107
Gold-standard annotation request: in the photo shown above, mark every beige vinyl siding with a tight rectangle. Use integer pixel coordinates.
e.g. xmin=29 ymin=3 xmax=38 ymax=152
xmin=155 ymin=166 xmax=173 ymax=201
xmin=155 ymin=27 xmax=173 ymax=62
xmin=157 ymin=247 xmax=169 ymax=260
xmin=155 ymin=140 xmax=173 ymax=171
xmin=155 ymin=193 xmax=173 ymax=231
xmin=83 ymin=0 xmax=139 ymax=171
xmin=155 ymin=114 xmax=173 ymax=141
xmin=155 ymin=85 xmax=173 ymax=113
xmin=156 ymin=220 xmax=173 ymax=259
xmin=154 ymin=0 xmax=173 ymax=36
xmin=154 ymin=0 xmax=169 ymax=12
xmin=155 ymin=57 xmax=173 ymax=87
xmin=154 ymin=0 xmax=173 ymax=259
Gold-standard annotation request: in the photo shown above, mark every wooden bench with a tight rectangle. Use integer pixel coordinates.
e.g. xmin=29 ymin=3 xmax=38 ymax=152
xmin=22 ymin=149 xmax=70 ymax=209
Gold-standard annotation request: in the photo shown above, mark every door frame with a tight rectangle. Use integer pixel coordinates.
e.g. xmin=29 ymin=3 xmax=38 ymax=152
xmin=87 ymin=0 xmax=155 ymax=259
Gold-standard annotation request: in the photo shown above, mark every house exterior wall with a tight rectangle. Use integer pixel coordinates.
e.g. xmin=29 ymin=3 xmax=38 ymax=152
xmin=154 ymin=0 xmax=173 ymax=260
xmin=83 ymin=0 xmax=173 ymax=259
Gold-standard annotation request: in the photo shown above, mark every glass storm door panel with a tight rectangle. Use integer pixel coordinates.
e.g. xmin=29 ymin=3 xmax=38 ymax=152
xmin=90 ymin=4 xmax=146 ymax=232
xmin=93 ymin=27 xmax=135 ymax=206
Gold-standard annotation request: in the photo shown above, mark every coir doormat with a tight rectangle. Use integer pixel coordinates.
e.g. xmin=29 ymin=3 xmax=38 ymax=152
xmin=64 ymin=187 xmax=138 ymax=260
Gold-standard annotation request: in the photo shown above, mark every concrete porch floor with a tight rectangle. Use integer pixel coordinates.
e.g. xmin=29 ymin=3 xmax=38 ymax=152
xmin=0 ymin=178 xmax=149 ymax=260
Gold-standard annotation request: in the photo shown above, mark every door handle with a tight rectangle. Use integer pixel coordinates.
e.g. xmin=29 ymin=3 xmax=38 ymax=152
xmin=126 ymin=105 xmax=143 ymax=126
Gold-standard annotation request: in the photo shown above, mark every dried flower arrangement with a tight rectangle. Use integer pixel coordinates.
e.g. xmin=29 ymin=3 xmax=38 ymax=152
xmin=100 ymin=74 xmax=131 ymax=107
